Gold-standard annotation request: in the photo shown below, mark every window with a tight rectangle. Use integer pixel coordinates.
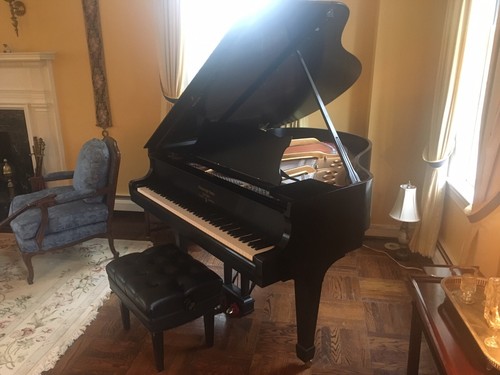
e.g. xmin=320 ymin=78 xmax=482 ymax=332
xmin=180 ymin=0 xmax=271 ymax=89
xmin=447 ymin=0 xmax=498 ymax=202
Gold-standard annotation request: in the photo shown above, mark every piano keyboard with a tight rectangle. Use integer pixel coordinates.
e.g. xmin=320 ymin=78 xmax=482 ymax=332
xmin=137 ymin=186 xmax=276 ymax=260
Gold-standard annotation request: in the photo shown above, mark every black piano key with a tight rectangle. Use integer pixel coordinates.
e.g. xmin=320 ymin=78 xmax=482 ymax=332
xmin=147 ymin=183 xmax=277 ymax=250
xmin=248 ymin=238 xmax=275 ymax=250
xmin=228 ymin=228 xmax=252 ymax=237
xmin=219 ymin=222 xmax=240 ymax=231
xmin=201 ymin=211 xmax=220 ymax=220
xmin=240 ymin=233 xmax=261 ymax=243
xmin=211 ymin=217 xmax=232 ymax=226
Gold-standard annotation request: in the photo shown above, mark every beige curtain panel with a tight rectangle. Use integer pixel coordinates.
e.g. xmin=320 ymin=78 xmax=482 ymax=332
xmin=410 ymin=0 xmax=471 ymax=258
xmin=155 ymin=0 xmax=184 ymax=118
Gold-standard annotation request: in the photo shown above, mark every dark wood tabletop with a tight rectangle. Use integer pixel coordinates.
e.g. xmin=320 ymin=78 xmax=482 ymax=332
xmin=408 ymin=273 xmax=500 ymax=374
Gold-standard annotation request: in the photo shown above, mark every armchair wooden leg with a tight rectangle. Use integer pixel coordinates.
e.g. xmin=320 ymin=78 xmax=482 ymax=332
xmin=108 ymin=236 xmax=120 ymax=259
xmin=22 ymin=253 xmax=34 ymax=285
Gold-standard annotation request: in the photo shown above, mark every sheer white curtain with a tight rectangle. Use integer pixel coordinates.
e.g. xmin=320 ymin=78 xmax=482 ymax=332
xmin=459 ymin=15 xmax=500 ymax=265
xmin=155 ymin=0 xmax=184 ymax=118
xmin=409 ymin=0 xmax=471 ymax=257
xmin=467 ymin=42 xmax=499 ymax=222
xmin=155 ymin=0 xmax=249 ymax=118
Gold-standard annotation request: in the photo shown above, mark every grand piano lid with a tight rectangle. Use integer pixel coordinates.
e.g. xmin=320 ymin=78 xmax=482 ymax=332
xmin=146 ymin=0 xmax=361 ymax=153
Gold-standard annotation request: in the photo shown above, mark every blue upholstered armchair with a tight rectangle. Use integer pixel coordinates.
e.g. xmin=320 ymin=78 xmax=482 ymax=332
xmin=0 ymin=136 xmax=121 ymax=284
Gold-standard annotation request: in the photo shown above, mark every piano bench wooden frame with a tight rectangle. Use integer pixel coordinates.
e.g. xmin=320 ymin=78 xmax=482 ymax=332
xmin=106 ymin=244 xmax=223 ymax=371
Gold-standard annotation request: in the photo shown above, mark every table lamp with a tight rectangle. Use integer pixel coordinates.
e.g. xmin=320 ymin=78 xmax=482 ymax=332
xmin=386 ymin=182 xmax=420 ymax=260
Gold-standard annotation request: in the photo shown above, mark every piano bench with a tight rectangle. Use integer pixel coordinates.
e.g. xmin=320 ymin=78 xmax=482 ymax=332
xmin=105 ymin=243 xmax=222 ymax=372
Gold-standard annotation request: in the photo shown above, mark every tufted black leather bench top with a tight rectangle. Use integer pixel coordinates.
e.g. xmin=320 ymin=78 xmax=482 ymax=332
xmin=106 ymin=244 xmax=222 ymax=320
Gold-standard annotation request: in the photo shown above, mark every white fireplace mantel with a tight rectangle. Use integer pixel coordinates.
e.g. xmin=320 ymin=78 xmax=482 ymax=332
xmin=0 ymin=51 xmax=66 ymax=173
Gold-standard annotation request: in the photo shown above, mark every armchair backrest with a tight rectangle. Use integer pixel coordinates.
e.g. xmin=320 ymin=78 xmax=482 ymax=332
xmin=72 ymin=136 xmax=120 ymax=209
xmin=73 ymin=138 xmax=110 ymax=202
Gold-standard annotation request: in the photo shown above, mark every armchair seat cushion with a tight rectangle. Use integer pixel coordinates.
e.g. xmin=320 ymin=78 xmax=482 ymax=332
xmin=10 ymin=188 xmax=109 ymax=242
xmin=13 ymin=222 xmax=108 ymax=253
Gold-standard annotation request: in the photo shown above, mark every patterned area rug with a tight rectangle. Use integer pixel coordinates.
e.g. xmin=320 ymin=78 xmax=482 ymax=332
xmin=0 ymin=234 xmax=151 ymax=375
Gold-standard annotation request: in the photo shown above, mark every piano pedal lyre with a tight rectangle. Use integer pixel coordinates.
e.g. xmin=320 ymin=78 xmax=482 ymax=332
xmin=222 ymin=266 xmax=256 ymax=317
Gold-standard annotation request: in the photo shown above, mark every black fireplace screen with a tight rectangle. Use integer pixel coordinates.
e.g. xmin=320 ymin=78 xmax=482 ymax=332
xmin=0 ymin=109 xmax=34 ymax=220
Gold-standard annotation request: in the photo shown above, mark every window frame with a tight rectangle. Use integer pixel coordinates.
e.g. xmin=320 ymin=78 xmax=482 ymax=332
xmin=446 ymin=0 xmax=499 ymax=204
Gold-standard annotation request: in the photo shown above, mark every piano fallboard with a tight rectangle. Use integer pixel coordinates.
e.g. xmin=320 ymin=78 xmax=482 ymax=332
xmin=130 ymin=153 xmax=293 ymax=287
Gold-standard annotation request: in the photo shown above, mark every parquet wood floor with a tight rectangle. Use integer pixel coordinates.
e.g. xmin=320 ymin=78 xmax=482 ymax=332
xmin=42 ymin=212 xmax=438 ymax=375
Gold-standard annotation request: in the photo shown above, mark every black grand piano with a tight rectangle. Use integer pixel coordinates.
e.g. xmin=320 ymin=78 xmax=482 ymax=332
xmin=130 ymin=0 xmax=373 ymax=363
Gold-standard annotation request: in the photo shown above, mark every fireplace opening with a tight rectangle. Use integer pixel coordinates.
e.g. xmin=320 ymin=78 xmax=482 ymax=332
xmin=0 ymin=109 xmax=35 ymax=220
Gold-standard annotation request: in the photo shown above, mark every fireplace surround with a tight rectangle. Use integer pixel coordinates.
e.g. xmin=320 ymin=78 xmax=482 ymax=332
xmin=0 ymin=52 xmax=66 ymax=176
xmin=0 ymin=52 xmax=66 ymax=218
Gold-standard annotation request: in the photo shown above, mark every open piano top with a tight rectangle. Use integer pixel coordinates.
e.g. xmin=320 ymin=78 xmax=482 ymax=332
xmin=145 ymin=0 xmax=369 ymax=188
xmin=131 ymin=0 xmax=373 ymax=363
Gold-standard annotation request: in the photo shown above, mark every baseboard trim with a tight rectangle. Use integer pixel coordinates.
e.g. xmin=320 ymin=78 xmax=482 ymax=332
xmin=365 ymin=224 xmax=400 ymax=239
xmin=114 ymin=196 xmax=143 ymax=212
xmin=435 ymin=241 xmax=452 ymax=265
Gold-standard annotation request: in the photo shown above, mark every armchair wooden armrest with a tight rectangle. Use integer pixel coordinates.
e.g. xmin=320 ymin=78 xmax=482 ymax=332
xmin=29 ymin=171 xmax=75 ymax=192
xmin=0 ymin=194 xmax=57 ymax=229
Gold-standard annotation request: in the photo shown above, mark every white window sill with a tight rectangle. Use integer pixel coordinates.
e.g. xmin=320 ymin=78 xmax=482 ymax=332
xmin=446 ymin=180 xmax=472 ymax=211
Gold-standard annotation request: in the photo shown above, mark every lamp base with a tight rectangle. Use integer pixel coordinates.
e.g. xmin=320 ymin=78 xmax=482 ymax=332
xmin=384 ymin=242 xmax=411 ymax=261
xmin=384 ymin=242 xmax=400 ymax=251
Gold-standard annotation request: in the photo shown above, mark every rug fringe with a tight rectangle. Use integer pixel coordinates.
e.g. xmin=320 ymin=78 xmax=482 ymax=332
xmin=32 ymin=290 xmax=112 ymax=375
xmin=0 ymin=238 xmax=150 ymax=375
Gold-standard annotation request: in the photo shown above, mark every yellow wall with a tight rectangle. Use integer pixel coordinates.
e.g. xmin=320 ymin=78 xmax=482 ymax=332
xmin=441 ymin=194 xmax=500 ymax=277
xmin=307 ymin=0 xmax=380 ymax=138
xmin=0 ymin=0 xmax=443 ymax=223
xmin=367 ymin=0 xmax=448 ymax=228
xmin=366 ymin=0 xmax=499 ymax=276
xmin=1 ymin=0 xmax=498 ymax=272
xmin=1 ymin=0 xmax=384 ymax=202
xmin=0 ymin=0 xmax=161 ymax=197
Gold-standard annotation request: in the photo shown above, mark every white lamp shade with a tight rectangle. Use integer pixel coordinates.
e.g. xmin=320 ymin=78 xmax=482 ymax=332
xmin=389 ymin=183 xmax=420 ymax=222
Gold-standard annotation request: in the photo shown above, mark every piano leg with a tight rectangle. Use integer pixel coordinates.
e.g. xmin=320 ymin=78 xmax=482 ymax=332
xmin=223 ymin=263 xmax=255 ymax=316
xmin=174 ymin=232 xmax=190 ymax=252
xmin=294 ymin=272 xmax=324 ymax=363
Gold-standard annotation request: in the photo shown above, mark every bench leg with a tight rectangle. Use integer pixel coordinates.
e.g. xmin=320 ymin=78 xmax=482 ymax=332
xmin=120 ymin=301 xmax=130 ymax=330
xmin=204 ymin=312 xmax=215 ymax=347
xmin=152 ymin=331 xmax=164 ymax=371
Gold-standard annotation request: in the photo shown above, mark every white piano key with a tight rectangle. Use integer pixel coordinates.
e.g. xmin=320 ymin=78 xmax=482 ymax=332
xmin=137 ymin=186 xmax=274 ymax=260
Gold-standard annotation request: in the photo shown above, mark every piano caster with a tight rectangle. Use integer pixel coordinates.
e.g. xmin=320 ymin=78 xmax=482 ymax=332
xmin=221 ymin=284 xmax=255 ymax=317
xmin=225 ymin=302 xmax=240 ymax=317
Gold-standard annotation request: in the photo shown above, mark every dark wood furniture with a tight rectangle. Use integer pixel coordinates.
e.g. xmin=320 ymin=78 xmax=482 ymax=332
xmin=106 ymin=243 xmax=223 ymax=372
xmin=408 ymin=269 xmax=500 ymax=374
xmin=130 ymin=2 xmax=373 ymax=363
xmin=0 ymin=178 xmax=10 ymax=221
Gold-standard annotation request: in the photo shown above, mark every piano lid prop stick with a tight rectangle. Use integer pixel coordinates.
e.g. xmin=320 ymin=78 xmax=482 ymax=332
xmin=295 ymin=49 xmax=360 ymax=184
